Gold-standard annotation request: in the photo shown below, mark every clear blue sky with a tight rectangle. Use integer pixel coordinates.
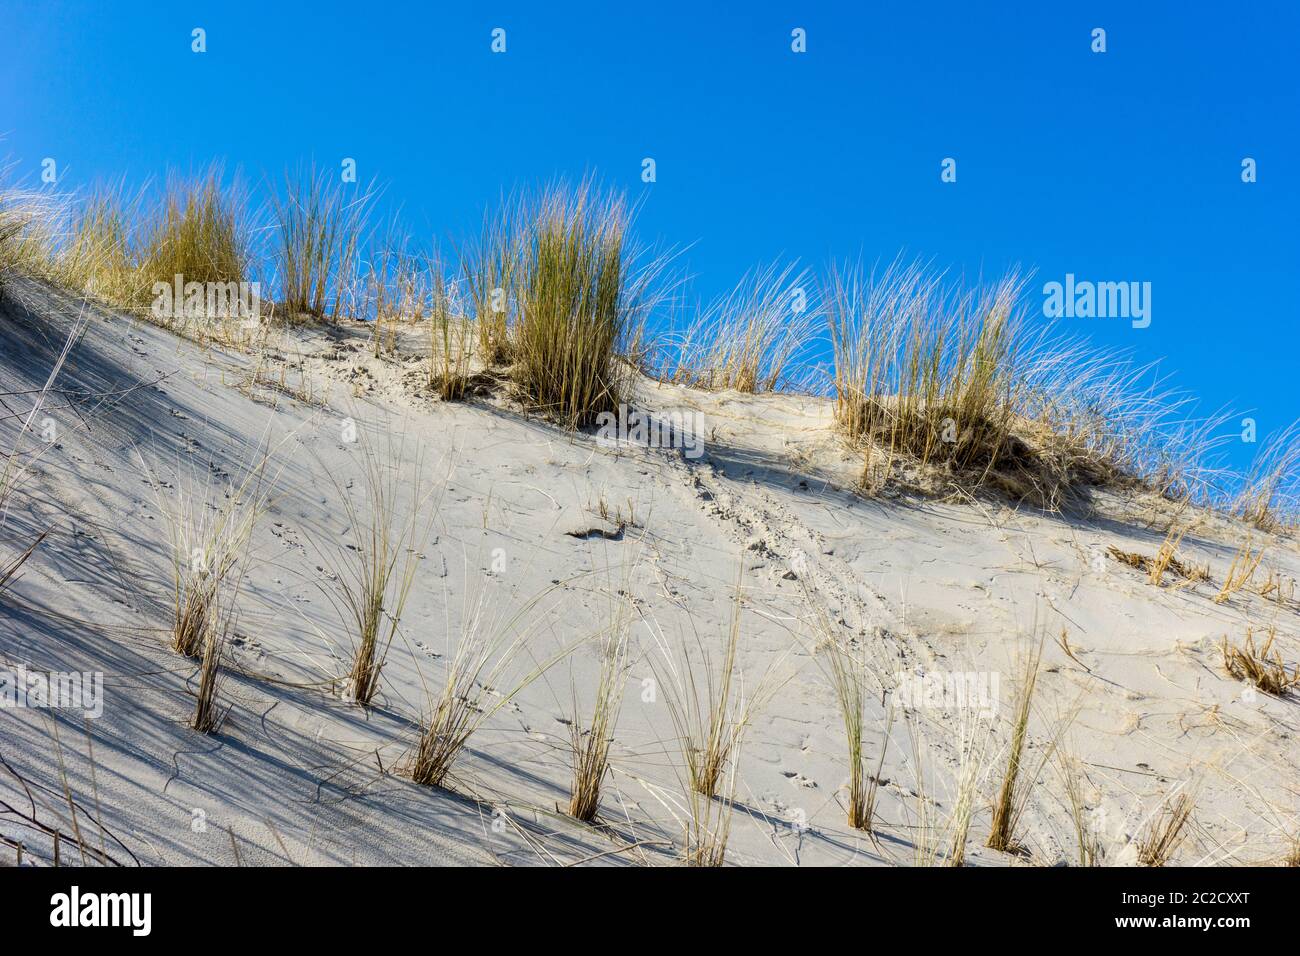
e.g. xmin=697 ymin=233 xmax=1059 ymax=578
xmin=2 ymin=1 xmax=1296 ymax=473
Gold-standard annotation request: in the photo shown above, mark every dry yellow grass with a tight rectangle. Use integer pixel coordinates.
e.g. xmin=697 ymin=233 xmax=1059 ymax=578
xmin=136 ymin=168 xmax=249 ymax=305
xmin=805 ymin=586 xmax=888 ymax=832
xmin=1213 ymin=538 xmax=1265 ymax=604
xmin=407 ymin=581 xmax=568 ymax=790
xmin=986 ymin=638 xmax=1042 ymax=853
xmin=1222 ymin=627 xmax=1299 ymax=697
xmin=1137 ymin=792 xmax=1195 ymax=866
xmin=828 ymin=261 xmax=1023 ymax=476
xmin=460 ymin=196 xmax=521 ymax=366
xmin=567 ymin=600 xmax=632 ymax=822
xmin=1146 ymin=524 xmax=1187 ymax=586
xmin=1059 ymin=751 xmax=1102 ymax=866
xmin=153 ymin=462 xmax=271 ymax=659
xmin=1106 ymin=532 xmax=1208 ymax=588
xmin=331 ymin=437 xmax=437 ymax=708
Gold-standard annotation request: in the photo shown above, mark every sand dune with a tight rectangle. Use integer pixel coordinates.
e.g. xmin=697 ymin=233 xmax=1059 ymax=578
xmin=2 ymin=277 xmax=1298 ymax=867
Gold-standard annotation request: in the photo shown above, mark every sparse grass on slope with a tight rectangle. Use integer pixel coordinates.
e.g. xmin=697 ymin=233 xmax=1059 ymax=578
xmin=567 ymin=595 xmax=632 ymax=822
xmin=6 ymin=165 xmax=1294 ymax=522
xmin=1222 ymin=626 xmax=1299 ymax=697
xmin=1137 ymin=791 xmax=1195 ymax=866
xmin=0 ymin=312 xmax=87 ymax=596
xmin=987 ymin=635 xmax=1052 ymax=853
xmin=330 ymin=435 xmax=439 ymax=708
xmin=149 ymin=449 xmax=274 ymax=659
xmin=407 ymin=581 xmax=570 ymax=790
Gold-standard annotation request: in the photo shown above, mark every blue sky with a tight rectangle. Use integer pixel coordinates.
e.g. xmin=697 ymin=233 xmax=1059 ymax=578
xmin=1 ymin=1 xmax=1296 ymax=473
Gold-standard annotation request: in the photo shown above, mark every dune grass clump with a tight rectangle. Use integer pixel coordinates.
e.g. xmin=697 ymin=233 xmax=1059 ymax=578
xmin=191 ymin=600 xmax=233 ymax=733
xmin=366 ymin=226 xmax=430 ymax=356
xmin=666 ymin=260 xmax=818 ymax=393
xmin=660 ymin=582 xmax=750 ymax=799
xmin=510 ymin=183 xmax=629 ymax=427
xmin=272 ymin=166 xmax=372 ymax=321
xmin=823 ymin=635 xmax=874 ymax=830
xmin=1283 ymin=831 xmax=1300 ymax=867
xmin=904 ymin=713 xmax=993 ymax=867
xmin=150 ymin=450 xmax=272 ymax=733
xmin=429 ymin=269 xmax=477 ymax=401
xmin=62 ymin=186 xmax=140 ymax=305
xmin=4 ymin=169 xmax=256 ymax=327
xmin=1146 ymin=523 xmax=1187 ymax=587
xmin=0 ymin=183 xmax=65 ymax=285
xmin=826 ymin=261 xmax=1056 ymax=500
xmin=824 ymin=258 xmax=1249 ymax=509
xmin=407 ymin=582 xmax=564 ymax=790
xmin=135 ymin=169 xmax=249 ymax=303
xmin=682 ymin=748 xmax=738 ymax=867
xmin=1256 ymin=568 xmax=1296 ymax=606
xmin=1059 ymin=751 xmax=1103 ymax=866
xmin=1106 ymin=530 xmax=1208 ymax=587
xmin=1222 ymin=626 xmax=1299 ymax=697
xmin=806 ymin=590 xmax=888 ymax=831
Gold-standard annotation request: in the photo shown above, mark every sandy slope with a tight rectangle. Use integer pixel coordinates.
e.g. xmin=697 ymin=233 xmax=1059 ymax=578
xmin=2 ymin=277 xmax=1298 ymax=866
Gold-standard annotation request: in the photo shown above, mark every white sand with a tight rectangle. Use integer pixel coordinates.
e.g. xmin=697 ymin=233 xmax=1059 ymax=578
xmin=2 ymin=277 xmax=1297 ymax=866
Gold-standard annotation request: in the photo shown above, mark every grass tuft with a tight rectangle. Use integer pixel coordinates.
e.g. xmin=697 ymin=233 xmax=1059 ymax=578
xmin=461 ymin=197 xmax=520 ymax=366
xmin=659 ymin=576 xmax=751 ymax=799
xmin=191 ymin=603 xmax=232 ymax=734
xmin=567 ymin=597 xmax=632 ymax=822
xmin=331 ymin=435 xmax=437 ymax=708
xmin=511 ymin=181 xmax=630 ymax=427
xmin=1236 ymin=420 xmax=1300 ymax=532
xmin=1213 ymin=538 xmax=1265 ymax=604
xmin=407 ymin=583 xmax=564 ymax=790
xmin=985 ymin=634 xmax=1069 ymax=853
xmin=136 ymin=167 xmax=249 ymax=306
xmin=1136 ymin=792 xmax=1195 ymax=866
xmin=825 ymin=261 xmax=1075 ymax=504
xmin=271 ymin=166 xmax=372 ymax=321
xmin=148 ymin=442 xmax=274 ymax=659
xmin=806 ymin=588 xmax=887 ymax=832
xmin=1222 ymin=626 xmax=1299 ymax=697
